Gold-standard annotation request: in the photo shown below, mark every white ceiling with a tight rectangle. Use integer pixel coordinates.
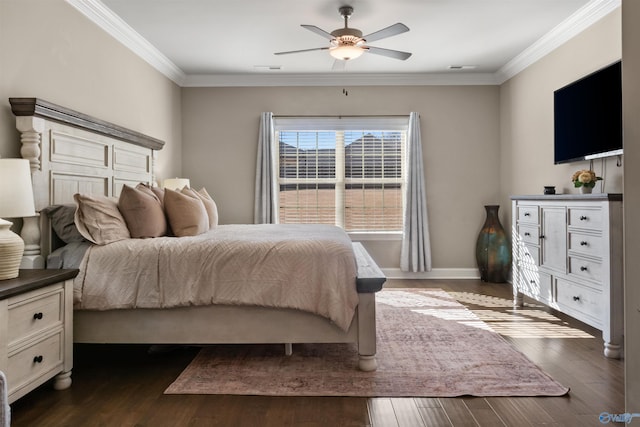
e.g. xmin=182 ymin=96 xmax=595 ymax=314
xmin=69 ymin=0 xmax=619 ymax=86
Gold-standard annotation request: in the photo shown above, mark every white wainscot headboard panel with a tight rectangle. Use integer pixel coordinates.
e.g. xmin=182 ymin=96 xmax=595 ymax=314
xmin=9 ymin=97 xmax=165 ymax=266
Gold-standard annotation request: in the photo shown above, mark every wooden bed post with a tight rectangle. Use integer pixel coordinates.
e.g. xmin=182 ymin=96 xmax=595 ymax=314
xmin=16 ymin=116 xmax=45 ymax=269
xmin=352 ymin=242 xmax=386 ymax=372
xmin=357 ymin=292 xmax=377 ymax=371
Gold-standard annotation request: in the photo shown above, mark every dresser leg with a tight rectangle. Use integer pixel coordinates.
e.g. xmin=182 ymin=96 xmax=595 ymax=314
xmin=604 ymin=342 xmax=622 ymax=359
xmin=514 ymin=292 xmax=524 ymax=307
xmin=53 ymin=370 xmax=72 ymax=390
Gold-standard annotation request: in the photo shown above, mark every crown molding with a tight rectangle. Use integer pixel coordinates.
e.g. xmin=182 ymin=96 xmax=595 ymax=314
xmin=182 ymin=72 xmax=499 ymax=87
xmin=65 ymin=0 xmax=186 ymax=86
xmin=495 ymin=0 xmax=621 ymax=84
xmin=68 ymin=0 xmax=619 ymax=88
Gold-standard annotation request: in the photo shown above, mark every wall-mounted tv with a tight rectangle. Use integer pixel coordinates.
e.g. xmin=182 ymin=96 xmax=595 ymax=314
xmin=554 ymin=61 xmax=622 ymax=164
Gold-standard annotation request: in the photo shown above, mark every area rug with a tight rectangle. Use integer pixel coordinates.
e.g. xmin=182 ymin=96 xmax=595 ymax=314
xmin=164 ymin=289 xmax=569 ymax=397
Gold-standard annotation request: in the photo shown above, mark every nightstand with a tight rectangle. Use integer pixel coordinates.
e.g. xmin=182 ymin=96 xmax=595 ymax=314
xmin=0 ymin=269 xmax=77 ymax=403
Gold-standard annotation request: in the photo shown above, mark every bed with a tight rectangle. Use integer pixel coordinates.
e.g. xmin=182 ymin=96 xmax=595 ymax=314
xmin=9 ymin=97 xmax=385 ymax=373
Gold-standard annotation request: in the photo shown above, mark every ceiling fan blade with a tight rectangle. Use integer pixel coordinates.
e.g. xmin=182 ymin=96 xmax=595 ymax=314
xmin=301 ymin=25 xmax=335 ymax=40
xmin=274 ymin=47 xmax=329 ymax=56
xmin=365 ymin=46 xmax=412 ymax=60
xmin=332 ymin=60 xmax=346 ymax=71
xmin=363 ymin=23 xmax=409 ymax=43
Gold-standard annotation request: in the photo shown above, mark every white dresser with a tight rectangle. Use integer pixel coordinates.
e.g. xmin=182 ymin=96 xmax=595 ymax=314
xmin=511 ymin=194 xmax=623 ymax=358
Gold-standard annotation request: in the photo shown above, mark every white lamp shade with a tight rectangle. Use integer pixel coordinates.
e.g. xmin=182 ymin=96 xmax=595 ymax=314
xmin=0 ymin=159 xmax=36 ymax=218
xmin=163 ymin=178 xmax=191 ymax=190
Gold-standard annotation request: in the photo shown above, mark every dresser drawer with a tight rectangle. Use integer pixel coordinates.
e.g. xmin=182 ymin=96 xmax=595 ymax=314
xmin=518 ymin=205 xmax=539 ymax=223
xmin=569 ymin=232 xmax=603 ymax=258
xmin=518 ymin=225 xmax=539 ymax=245
xmin=517 ymin=243 xmax=540 ymax=267
xmin=517 ymin=268 xmax=552 ymax=304
xmin=568 ymin=207 xmax=603 ymax=231
xmin=8 ymin=288 xmax=63 ymax=346
xmin=556 ymin=278 xmax=602 ymax=325
xmin=568 ymin=256 xmax=603 ymax=285
xmin=7 ymin=331 xmax=63 ymax=395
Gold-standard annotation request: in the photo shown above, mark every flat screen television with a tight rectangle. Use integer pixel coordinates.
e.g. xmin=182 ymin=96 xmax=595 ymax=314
xmin=554 ymin=61 xmax=622 ymax=164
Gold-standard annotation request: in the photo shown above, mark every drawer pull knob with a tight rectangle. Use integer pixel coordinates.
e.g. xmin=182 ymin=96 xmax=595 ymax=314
xmin=524 ymin=232 xmax=531 ymax=237
xmin=530 ymin=280 xmax=536 ymax=284
xmin=539 ymin=235 xmax=545 ymax=239
xmin=580 ymin=216 xmax=588 ymax=221
xmin=580 ymin=266 xmax=588 ymax=271
xmin=524 ymin=212 xmax=531 ymax=217
xmin=573 ymin=296 xmax=580 ymax=302
xmin=580 ymin=241 xmax=588 ymax=246
xmin=33 ymin=312 xmax=43 ymax=320
xmin=33 ymin=355 xmax=43 ymax=364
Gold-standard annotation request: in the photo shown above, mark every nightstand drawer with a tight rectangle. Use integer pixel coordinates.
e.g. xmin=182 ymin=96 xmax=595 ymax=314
xmin=7 ymin=331 xmax=63 ymax=395
xmin=8 ymin=287 xmax=63 ymax=346
xmin=1 ymin=271 xmax=76 ymax=403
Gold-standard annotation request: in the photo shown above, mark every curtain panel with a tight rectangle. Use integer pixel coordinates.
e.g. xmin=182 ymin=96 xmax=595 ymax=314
xmin=400 ymin=112 xmax=432 ymax=272
xmin=254 ymin=112 xmax=277 ymax=224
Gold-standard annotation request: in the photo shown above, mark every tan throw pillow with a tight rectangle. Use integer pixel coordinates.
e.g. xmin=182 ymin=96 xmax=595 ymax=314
xmin=118 ymin=185 xmax=167 ymax=238
xmin=137 ymin=183 xmax=165 ymax=208
xmin=73 ymin=193 xmax=130 ymax=245
xmin=195 ymin=187 xmax=219 ymax=229
xmin=164 ymin=188 xmax=209 ymax=237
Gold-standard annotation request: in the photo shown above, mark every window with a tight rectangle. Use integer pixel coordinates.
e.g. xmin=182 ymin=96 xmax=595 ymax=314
xmin=274 ymin=117 xmax=408 ymax=232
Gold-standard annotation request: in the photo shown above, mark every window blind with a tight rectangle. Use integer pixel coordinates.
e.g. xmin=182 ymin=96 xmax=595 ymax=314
xmin=274 ymin=117 xmax=408 ymax=232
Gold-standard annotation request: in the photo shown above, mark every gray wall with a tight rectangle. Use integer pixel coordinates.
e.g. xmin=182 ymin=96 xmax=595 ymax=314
xmin=499 ymin=9 xmax=623 ymax=230
xmin=182 ymin=85 xmax=500 ymax=270
xmin=0 ymin=0 xmax=183 ymax=180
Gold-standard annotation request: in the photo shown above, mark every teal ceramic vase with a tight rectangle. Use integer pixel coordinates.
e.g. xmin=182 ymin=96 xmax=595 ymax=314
xmin=475 ymin=205 xmax=511 ymax=283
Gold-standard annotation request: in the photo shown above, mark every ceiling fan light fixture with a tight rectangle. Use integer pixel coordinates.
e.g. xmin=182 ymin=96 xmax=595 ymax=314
xmin=329 ymin=45 xmax=364 ymax=60
xmin=275 ymin=6 xmax=411 ymax=65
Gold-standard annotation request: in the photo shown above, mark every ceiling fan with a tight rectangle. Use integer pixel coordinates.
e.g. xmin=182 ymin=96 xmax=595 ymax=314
xmin=274 ymin=6 xmax=411 ymax=69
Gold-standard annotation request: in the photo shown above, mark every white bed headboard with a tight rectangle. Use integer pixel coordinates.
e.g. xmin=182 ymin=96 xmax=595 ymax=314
xmin=9 ymin=97 xmax=165 ymax=266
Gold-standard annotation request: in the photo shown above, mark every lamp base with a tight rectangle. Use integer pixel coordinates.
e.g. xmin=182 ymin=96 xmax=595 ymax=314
xmin=0 ymin=218 xmax=25 ymax=280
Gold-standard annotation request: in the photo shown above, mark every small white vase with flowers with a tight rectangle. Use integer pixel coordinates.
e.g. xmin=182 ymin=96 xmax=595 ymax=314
xmin=571 ymin=170 xmax=602 ymax=194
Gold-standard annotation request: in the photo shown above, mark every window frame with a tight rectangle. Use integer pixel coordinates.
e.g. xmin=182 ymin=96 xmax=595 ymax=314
xmin=273 ymin=116 xmax=409 ymax=237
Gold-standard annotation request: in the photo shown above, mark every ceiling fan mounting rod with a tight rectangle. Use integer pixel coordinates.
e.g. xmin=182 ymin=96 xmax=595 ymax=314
xmin=339 ymin=6 xmax=354 ymax=27
xmin=332 ymin=6 xmax=362 ymax=39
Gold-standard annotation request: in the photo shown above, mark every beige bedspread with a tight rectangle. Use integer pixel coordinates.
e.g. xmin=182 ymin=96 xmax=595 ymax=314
xmin=74 ymin=224 xmax=358 ymax=330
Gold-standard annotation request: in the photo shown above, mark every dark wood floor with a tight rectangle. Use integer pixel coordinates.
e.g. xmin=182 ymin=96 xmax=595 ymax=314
xmin=10 ymin=279 xmax=624 ymax=426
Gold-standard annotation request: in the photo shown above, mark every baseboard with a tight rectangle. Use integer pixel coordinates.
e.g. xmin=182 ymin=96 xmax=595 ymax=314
xmin=382 ymin=268 xmax=481 ymax=280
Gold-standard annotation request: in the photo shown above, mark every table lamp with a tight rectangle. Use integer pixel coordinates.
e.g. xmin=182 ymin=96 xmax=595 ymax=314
xmin=163 ymin=178 xmax=190 ymax=190
xmin=0 ymin=158 xmax=36 ymax=280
